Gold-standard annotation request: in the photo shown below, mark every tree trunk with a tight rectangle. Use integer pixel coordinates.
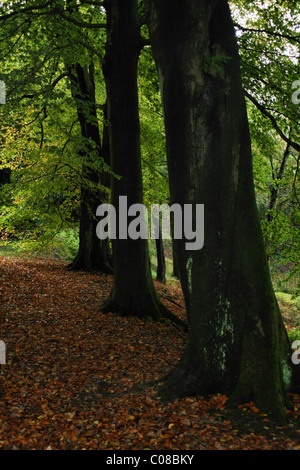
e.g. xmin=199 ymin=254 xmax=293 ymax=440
xmin=145 ymin=0 xmax=300 ymax=421
xmin=67 ymin=62 xmax=112 ymax=273
xmin=0 ymin=168 xmax=10 ymax=186
xmin=267 ymin=137 xmax=291 ymax=222
xmin=155 ymin=217 xmax=166 ymax=284
xmin=171 ymin=219 xmax=179 ymax=278
xmin=101 ymin=0 xmax=182 ymax=325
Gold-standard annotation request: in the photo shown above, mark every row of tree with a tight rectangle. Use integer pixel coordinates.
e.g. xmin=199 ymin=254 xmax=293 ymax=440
xmin=0 ymin=0 xmax=299 ymax=421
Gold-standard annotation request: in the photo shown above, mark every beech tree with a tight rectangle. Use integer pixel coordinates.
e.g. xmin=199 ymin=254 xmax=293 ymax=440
xmin=101 ymin=0 xmax=183 ymax=326
xmin=64 ymin=0 xmax=112 ymax=273
xmin=145 ymin=0 xmax=300 ymax=421
xmin=66 ymin=61 xmax=113 ymax=273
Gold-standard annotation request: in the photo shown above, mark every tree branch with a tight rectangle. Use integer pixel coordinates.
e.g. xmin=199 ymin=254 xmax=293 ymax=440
xmin=139 ymin=37 xmax=151 ymax=51
xmin=0 ymin=2 xmax=106 ymax=29
xmin=0 ymin=1 xmax=53 ymax=20
xmin=69 ymin=40 xmax=104 ymax=63
xmin=50 ymin=72 xmax=69 ymax=89
xmin=56 ymin=8 xmax=106 ymax=28
xmin=244 ymin=90 xmax=300 ymax=153
xmin=234 ymin=22 xmax=300 ymax=44
xmin=78 ymin=0 xmax=105 ymax=6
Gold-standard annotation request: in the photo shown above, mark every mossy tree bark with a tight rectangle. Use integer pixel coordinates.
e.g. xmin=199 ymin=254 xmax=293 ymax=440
xmin=145 ymin=0 xmax=300 ymax=421
xmin=101 ymin=0 xmax=181 ymax=324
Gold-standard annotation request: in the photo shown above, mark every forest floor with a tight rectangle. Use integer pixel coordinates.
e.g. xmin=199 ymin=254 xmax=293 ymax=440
xmin=0 ymin=253 xmax=300 ymax=451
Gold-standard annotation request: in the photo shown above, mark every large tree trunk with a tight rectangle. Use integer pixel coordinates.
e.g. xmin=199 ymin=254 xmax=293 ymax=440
xmin=145 ymin=0 xmax=300 ymax=421
xmin=101 ymin=0 xmax=183 ymax=326
xmin=67 ymin=63 xmax=112 ymax=274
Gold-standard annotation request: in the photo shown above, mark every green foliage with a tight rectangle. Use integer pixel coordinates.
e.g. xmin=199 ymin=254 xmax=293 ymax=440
xmin=138 ymin=46 xmax=170 ymax=208
xmin=51 ymin=228 xmax=79 ymax=260
xmin=0 ymin=0 xmax=108 ymax=257
xmin=288 ymin=327 xmax=300 ymax=344
xmin=229 ymin=0 xmax=300 ymax=291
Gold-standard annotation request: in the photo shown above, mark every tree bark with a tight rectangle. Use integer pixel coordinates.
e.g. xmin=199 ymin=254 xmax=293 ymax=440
xmin=101 ymin=0 xmax=182 ymax=324
xmin=267 ymin=137 xmax=291 ymax=222
xmin=155 ymin=217 xmax=166 ymax=284
xmin=145 ymin=0 xmax=300 ymax=421
xmin=171 ymin=218 xmax=179 ymax=278
xmin=0 ymin=168 xmax=10 ymax=186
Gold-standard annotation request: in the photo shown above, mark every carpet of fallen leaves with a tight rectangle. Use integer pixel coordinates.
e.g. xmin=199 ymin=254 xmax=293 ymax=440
xmin=0 ymin=254 xmax=300 ymax=451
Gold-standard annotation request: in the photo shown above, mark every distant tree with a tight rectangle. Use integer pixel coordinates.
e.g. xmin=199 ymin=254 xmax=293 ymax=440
xmin=0 ymin=0 xmax=114 ymax=268
xmin=66 ymin=61 xmax=112 ymax=273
